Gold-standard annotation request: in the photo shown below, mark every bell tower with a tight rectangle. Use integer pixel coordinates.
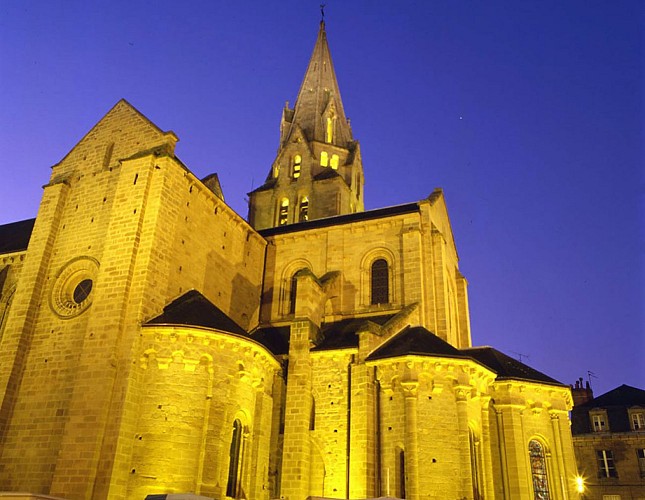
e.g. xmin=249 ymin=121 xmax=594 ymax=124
xmin=248 ymin=21 xmax=364 ymax=230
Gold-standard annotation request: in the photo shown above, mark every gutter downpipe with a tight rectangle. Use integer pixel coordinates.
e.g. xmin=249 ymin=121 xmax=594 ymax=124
xmin=346 ymin=354 xmax=354 ymax=499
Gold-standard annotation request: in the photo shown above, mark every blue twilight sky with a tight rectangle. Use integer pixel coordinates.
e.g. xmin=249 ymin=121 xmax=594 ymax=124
xmin=0 ymin=1 xmax=642 ymax=395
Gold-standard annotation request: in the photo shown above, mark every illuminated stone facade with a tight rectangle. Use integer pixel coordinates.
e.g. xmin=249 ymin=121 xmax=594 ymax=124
xmin=0 ymin=21 xmax=580 ymax=500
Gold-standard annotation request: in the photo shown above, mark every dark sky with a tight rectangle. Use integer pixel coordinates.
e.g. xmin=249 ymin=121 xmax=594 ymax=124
xmin=0 ymin=1 xmax=642 ymax=396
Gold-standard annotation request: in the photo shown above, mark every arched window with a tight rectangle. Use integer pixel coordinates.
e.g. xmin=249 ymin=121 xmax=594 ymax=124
xmin=320 ymin=151 xmax=329 ymax=167
xmin=278 ymin=198 xmax=289 ymax=226
xmin=529 ymin=440 xmax=550 ymax=499
xmin=226 ymin=419 xmax=243 ymax=498
xmin=299 ymin=196 xmax=309 ymax=222
xmin=289 ymin=269 xmax=306 ymax=314
xmin=397 ymin=449 xmax=406 ymax=499
xmin=371 ymin=259 xmax=389 ymax=305
xmin=469 ymin=430 xmax=481 ymax=500
xmin=330 ymin=154 xmax=339 ymax=169
xmin=293 ymin=155 xmax=302 ymax=179
xmin=326 ymin=117 xmax=333 ymax=143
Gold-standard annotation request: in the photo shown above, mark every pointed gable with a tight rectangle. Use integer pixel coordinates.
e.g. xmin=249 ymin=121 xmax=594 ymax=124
xmin=51 ymin=99 xmax=179 ymax=180
xmin=576 ymin=384 xmax=645 ymax=409
xmin=146 ymin=290 xmax=247 ymax=336
xmin=367 ymin=326 xmax=466 ymax=361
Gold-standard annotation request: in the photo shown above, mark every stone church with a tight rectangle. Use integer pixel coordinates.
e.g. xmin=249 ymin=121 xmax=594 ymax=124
xmin=0 ymin=20 xmax=580 ymax=500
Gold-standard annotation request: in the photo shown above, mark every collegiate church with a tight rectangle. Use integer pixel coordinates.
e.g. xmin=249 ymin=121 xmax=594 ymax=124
xmin=0 ymin=20 xmax=580 ymax=500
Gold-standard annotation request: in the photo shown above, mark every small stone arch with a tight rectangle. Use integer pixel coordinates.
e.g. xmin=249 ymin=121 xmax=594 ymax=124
xmin=280 ymin=259 xmax=313 ymax=316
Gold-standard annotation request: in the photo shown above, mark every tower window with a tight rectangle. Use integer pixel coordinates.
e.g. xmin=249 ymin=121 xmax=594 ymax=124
xmin=278 ymin=198 xmax=289 ymax=226
xmin=293 ymin=155 xmax=301 ymax=179
xmin=370 ymin=259 xmax=389 ymax=305
xmin=320 ymin=151 xmax=329 ymax=167
xmin=529 ymin=440 xmax=550 ymax=498
xmin=330 ymin=154 xmax=339 ymax=170
xmin=326 ymin=116 xmax=333 ymax=143
xmin=299 ymin=196 xmax=309 ymax=222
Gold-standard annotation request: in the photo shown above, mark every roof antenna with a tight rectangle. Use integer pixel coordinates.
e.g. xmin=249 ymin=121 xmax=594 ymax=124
xmin=510 ymin=350 xmax=529 ymax=363
xmin=587 ymin=370 xmax=597 ymax=390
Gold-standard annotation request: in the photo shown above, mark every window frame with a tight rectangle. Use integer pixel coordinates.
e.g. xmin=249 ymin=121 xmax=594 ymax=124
xmin=370 ymin=258 xmax=390 ymax=305
xmin=591 ymin=411 xmax=609 ymax=432
xmin=629 ymin=409 xmax=645 ymax=431
xmin=596 ymin=449 xmax=618 ymax=478
xmin=528 ymin=439 xmax=551 ymax=500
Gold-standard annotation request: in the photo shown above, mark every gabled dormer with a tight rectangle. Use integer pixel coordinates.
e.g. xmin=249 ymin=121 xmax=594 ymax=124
xmin=248 ymin=21 xmax=364 ymax=230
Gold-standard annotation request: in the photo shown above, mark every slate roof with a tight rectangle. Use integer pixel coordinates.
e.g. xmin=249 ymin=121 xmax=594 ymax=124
xmin=313 ymin=314 xmax=396 ymax=351
xmin=462 ymin=346 xmax=563 ymax=386
xmin=313 ymin=168 xmax=341 ymax=181
xmin=571 ymin=384 xmax=645 ymax=435
xmin=0 ymin=218 xmax=35 ymax=254
xmin=259 ymin=202 xmax=420 ymax=237
xmin=251 ymin=326 xmax=290 ymax=356
xmin=367 ymin=326 xmax=466 ymax=361
xmin=575 ymin=384 xmax=645 ymax=409
xmin=146 ymin=290 xmax=246 ymax=336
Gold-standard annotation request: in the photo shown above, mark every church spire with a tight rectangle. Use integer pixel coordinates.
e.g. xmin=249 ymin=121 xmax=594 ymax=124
xmin=281 ymin=19 xmax=352 ymax=147
xmin=248 ymin=19 xmax=364 ymax=231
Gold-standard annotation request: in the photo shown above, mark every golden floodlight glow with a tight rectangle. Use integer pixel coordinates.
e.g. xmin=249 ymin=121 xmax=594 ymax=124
xmin=575 ymin=475 xmax=585 ymax=493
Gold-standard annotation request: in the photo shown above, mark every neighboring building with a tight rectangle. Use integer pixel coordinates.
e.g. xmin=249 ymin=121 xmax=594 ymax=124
xmin=571 ymin=383 xmax=645 ymax=500
xmin=0 ymin=20 xmax=580 ymax=500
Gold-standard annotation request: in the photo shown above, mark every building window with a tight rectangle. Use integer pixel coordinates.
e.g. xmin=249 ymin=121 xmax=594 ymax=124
xmin=330 ymin=154 xmax=339 ymax=169
xmin=292 ymin=155 xmax=302 ymax=178
xmin=469 ymin=430 xmax=481 ymax=500
xmin=637 ymin=448 xmax=645 ymax=478
xmin=370 ymin=259 xmax=389 ymax=305
xmin=289 ymin=269 xmax=306 ymax=314
xmin=326 ymin=116 xmax=333 ymax=143
xmin=320 ymin=151 xmax=329 ymax=167
xmin=278 ymin=198 xmax=289 ymax=226
xmin=597 ymin=449 xmax=618 ymax=478
xmin=397 ymin=449 xmax=406 ymax=499
xmin=226 ymin=419 xmax=243 ymax=498
xmin=529 ymin=440 xmax=550 ymax=499
xmin=299 ymin=196 xmax=309 ymax=222
xmin=592 ymin=412 xmax=608 ymax=432
xmin=630 ymin=411 xmax=645 ymax=431
xmin=602 ymin=496 xmax=621 ymax=500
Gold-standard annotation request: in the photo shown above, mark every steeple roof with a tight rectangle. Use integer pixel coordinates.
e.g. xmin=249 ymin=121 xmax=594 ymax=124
xmin=284 ymin=21 xmax=352 ymax=147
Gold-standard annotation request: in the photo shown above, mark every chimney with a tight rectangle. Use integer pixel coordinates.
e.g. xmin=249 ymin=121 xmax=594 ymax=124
xmin=571 ymin=377 xmax=594 ymax=406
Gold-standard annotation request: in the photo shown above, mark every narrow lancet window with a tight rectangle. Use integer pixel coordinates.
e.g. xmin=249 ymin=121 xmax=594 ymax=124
xmin=529 ymin=440 xmax=550 ymax=499
xmin=289 ymin=269 xmax=305 ymax=314
xmin=326 ymin=117 xmax=333 ymax=143
xmin=299 ymin=196 xmax=309 ymax=222
xmin=371 ymin=259 xmax=389 ymax=305
xmin=293 ymin=155 xmax=302 ymax=178
xmin=330 ymin=154 xmax=339 ymax=169
xmin=278 ymin=198 xmax=289 ymax=226
xmin=226 ymin=420 xmax=243 ymax=498
xmin=320 ymin=151 xmax=329 ymax=167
